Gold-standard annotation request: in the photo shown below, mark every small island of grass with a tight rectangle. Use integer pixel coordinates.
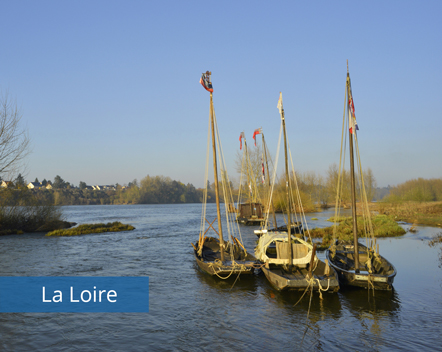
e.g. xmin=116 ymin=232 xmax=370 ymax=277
xmin=45 ymin=222 xmax=135 ymax=236
xmin=310 ymin=214 xmax=406 ymax=250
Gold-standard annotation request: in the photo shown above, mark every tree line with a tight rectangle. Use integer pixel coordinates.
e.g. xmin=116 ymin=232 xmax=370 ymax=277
xmin=16 ymin=165 xmax=381 ymax=207
xmin=23 ymin=175 xmax=216 ymax=206
xmin=384 ymin=177 xmax=442 ymax=202
xmin=4 ymin=169 xmax=441 ymax=209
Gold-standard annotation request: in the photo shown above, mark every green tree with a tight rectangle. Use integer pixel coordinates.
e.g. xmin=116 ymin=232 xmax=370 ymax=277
xmin=53 ymin=175 xmax=66 ymax=189
xmin=15 ymin=173 xmax=25 ymax=188
xmin=128 ymin=179 xmax=138 ymax=188
xmin=79 ymin=181 xmax=87 ymax=190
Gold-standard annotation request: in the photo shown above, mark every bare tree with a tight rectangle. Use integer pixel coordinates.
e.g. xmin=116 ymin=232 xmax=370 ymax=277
xmin=0 ymin=91 xmax=30 ymax=178
xmin=361 ymin=167 xmax=377 ymax=202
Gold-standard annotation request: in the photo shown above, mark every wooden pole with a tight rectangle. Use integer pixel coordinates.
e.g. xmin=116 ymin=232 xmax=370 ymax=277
xmin=281 ymin=105 xmax=293 ymax=269
xmin=347 ymin=72 xmax=359 ymax=273
xmin=308 ymin=244 xmax=317 ymax=279
xmin=210 ymin=92 xmax=224 ymax=262
xmin=263 ymin=134 xmax=277 ymax=228
xmin=244 ymin=140 xmax=254 ymax=217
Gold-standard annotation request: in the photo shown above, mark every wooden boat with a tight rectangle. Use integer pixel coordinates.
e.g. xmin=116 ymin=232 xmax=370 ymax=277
xmin=256 ymin=232 xmax=338 ymax=291
xmin=236 ymin=132 xmax=265 ymax=226
xmin=255 ymin=93 xmax=339 ymax=292
xmin=192 ymin=71 xmax=256 ymax=277
xmin=193 ymin=237 xmax=257 ymax=276
xmin=237 ymin=203 xmax=264 ymax=226
xmin=325 ymin=63 xmax=396 ymax=290
xmin=326 ymin=240 xmax=396 ymax=290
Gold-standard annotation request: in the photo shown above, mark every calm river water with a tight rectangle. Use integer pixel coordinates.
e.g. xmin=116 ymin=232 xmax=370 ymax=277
xmin=0 ymin=204 xmax=441 ymax=351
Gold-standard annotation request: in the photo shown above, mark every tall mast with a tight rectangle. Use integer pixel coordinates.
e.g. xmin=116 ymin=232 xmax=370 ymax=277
xmin=243 ymin=137 xmax=254 ymax=215
xmin=347 ymin=63 xmax=359 ymax=272
xmin=278 ymin=93 xmax=293 ymax=268
xmin=262 ymin=133 xmax=277 ymax=227
xmin=209 ymin=88 xmax=224 ymax=262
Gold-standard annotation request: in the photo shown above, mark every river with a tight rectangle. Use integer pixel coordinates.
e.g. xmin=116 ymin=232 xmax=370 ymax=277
xmin=0 ymin=204 xmax=441 ymax=351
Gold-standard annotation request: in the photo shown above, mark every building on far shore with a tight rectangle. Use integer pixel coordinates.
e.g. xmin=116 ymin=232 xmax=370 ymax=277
xmin=27 ymin=182 xmax=53 ymax=190
xmin=93 ymin=185 xmax=116 ymax=191
xmin=1 ymin=181 xmax=14 ymax=188
xmin=27 ymin=182 xmax=42 ymax=190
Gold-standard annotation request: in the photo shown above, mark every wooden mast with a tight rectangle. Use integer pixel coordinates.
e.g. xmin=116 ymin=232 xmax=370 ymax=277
xmin=243 ymin=138 xmax=255 ymax=217
xmin=262 ymin=133 xmax=277 ymax=228
xmin=210 ymin=90 xmax=225 ymax=262
xmin=279 ymin=93 xmax=293 ymax=268
xmin=347 ymin=63 xmax=359 ymax=272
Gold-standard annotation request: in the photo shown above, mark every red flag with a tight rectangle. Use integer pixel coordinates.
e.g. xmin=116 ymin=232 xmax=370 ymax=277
xmin=252 ymin=128 xmax=262 ymax=146
xmin=348 ymin=77 xmax=359 ymax=134
xmin=239 ymin=132 xmax=245 ymax=150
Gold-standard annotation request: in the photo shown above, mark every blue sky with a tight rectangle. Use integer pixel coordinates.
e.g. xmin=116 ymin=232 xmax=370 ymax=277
xmin=1 ymin=0 xmax=441 ymax=188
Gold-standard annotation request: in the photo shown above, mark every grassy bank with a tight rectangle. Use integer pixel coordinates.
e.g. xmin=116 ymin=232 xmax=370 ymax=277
xmin=45 ymin=222 xmax=135 ymax=236
xmin=309 ymin=214 xmax=406 ymax=250
xmin=374 ymin=201 xmax=442 ymax=227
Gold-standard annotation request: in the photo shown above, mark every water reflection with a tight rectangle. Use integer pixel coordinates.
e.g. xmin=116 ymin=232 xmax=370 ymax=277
xmin=256 ymin=277 xmax=343 ymax=351
xmin=339 ymin=287 xmax=401 ymax=315
xmin=260 ymin=282 xmax=341 ymax=316
xmin=194 ymin=264 xmax=259 ymax=294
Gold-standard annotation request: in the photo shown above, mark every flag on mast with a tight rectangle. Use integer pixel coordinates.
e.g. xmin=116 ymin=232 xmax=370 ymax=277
xmin=199 ymin=71 xmax=213 ymax=92
xmin=277 ymin=92 xmax=283 ymax=115
xmin=348 ymin=77 xmax=359 ymax=134
xmin=239 ymin=132 xmax=246 ymax=150
xmin=252 ymin=128 xmax=262 ymax=146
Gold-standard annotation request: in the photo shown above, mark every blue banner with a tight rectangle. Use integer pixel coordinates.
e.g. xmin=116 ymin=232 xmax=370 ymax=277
xmin=0 ymin=277 xmax=149 ymax=313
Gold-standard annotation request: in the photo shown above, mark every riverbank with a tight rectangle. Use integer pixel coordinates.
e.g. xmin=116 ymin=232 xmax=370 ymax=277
xmin=315 ymin=201 xmax=442 ymax=227
xmin=372 ymin=201 xmax=442 ymax=227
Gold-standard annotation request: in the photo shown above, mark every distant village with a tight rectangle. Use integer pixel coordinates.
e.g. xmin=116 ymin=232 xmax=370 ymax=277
xmin=0 ymin=174 xmax=207 ymax=205
xmin=1 ymin=180 xmax=124 ymax=191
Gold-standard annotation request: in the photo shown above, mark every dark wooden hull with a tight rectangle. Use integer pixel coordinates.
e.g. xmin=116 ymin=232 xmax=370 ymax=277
xmin=194 ymin=237 xmax=256 ymax=277
xmin=237 ymin=216 xmax=265 ymax=226
xmin=261 ymin=259 xmax=340 ymax=292
xmin=325 ymin=240 xmax=396 ymax=290
xmin=237 ymin=203 xmax=264 ymax=226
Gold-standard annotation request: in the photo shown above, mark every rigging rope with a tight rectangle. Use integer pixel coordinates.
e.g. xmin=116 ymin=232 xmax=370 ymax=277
xmin=199 ymin=105 xmax=212 ymax=241
xmin=332 ymin=83 xmax=349 ymax=242
xmin=263 ymin=122 xmax=283 ymax=229
xmin=287 ymin=144 xmax=313 ymax=244
xmin=212 ymin=106 xmax=246 ymax=254
xmin=330 ymin=73 xmax=377 ymax=273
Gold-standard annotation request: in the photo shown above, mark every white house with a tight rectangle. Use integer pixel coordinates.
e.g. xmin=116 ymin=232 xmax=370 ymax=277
xmin=1 ymin=180 xmax=14 ymax=188
xmin=27 ymin=182 xmax=42 ymax=190
xmin=92 ymin=185 xmax=116 ymax=191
